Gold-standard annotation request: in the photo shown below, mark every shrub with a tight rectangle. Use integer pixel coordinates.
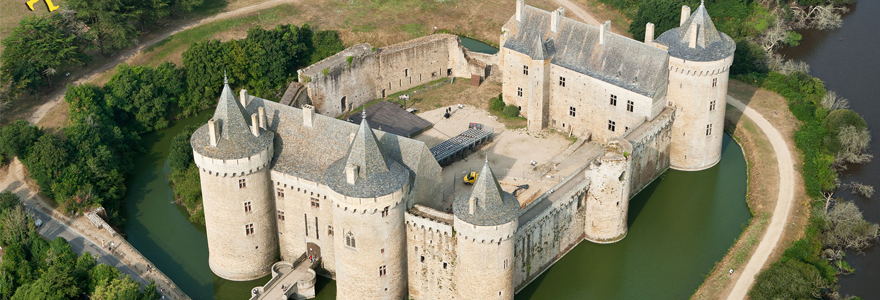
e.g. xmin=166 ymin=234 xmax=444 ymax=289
xmin=503 ymin=104 xmax=519 ymax=118
xmin=489 ymin=93 xmax=505 ymax=112
xmin=749 ymin=260 xmax=824 ymax=300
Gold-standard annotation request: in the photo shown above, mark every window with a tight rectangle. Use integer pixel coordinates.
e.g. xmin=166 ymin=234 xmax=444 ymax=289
xmin=504 ymin=259 xmax=509 ymax=269
xmin=379 ymin=265 xmax=387 ymax=276
xmin=243 ymin=201 xmax=252 ymax=213
xmin=569 ymin=106 xmax=576 ymax=117
xmin=517 ymin=87 xmax=523 ymax=97
xmin=304 ymin=214 xmax=309 ymax=236
xmin=276 ymin=188 xmax=284 ymax=198
xmin=712 ymin=78 xmax=718 ymax=87
xmin=404 ymin=69 xmax=408 ymax=77
xmin=238 ymin=179 xmax=246 ymax=188
xmin=381 ymin=248 xmax=385 ymax=254
xmin=559 ymin=77 xmax=566 ymax=87
xmin=315 ymin=217 xmax=319 ymax=239
xmin=245 ymin=223 xmax=254 ymax=235
xmin=277 ymin=210 xmax=285 ymax=221
xmin=381 ymin=206 xmax=390 ymax=217
xmin=523 ymin=65 xmax=529 ymax=75
xmin=609 ymin=94 xmax=618 ymax=106
xmin=608 ymin=120 xmax=616 ymax=132
xmin=328 ymin=225 xmax=334 ymax=236
xmin=709 ymin=100 xmax=716 ymax=111
xmin=346 ymin=232 xmax=356 ymax=248
xmin=706 ymin=124 xmax=713 ymax=136
xmin=627 ymin=100 xmax=634 ymax=112
xmin=443 ymin=262 xmax=448 ymax=269
xmin=310 ymin=197 xmax=320 ymax=208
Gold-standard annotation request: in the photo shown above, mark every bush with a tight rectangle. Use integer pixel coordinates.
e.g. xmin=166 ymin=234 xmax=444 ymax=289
xmin=503 ymin=104 xmax=519 ymax=118
xmin=749 ymin=260 xmax=824 ymax=300
xmin=824 ymin=109 xmax=866 ymax=135
xmin=489 ymin=93 xmax=505 ymax=112
xmin=0 ymin=120 xmax=44 ymax=160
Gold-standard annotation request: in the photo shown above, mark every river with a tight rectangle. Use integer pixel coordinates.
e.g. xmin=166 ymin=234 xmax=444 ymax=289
xmin=122 ymin=39 xmax=749 ymax=299
xmin=778 ymin=1 xmax=880 ymax=297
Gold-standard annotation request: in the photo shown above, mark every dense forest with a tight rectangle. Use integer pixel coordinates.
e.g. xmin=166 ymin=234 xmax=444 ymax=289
xmin=595 ymin=0 xmax=877 ymax=299
xmin=0 ymin=24 xmax=343 ymax=227
xmin=0 ymin=191 xmax=161 ymax=299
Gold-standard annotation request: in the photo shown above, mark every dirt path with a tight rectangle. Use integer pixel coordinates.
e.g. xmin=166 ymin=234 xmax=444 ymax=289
xmin=725 ymin=96 xmax=796 ymax=299
xmin=554 ymin=0 xmax=601 ymax=26
xmin=26 ymin=0 xmax=297 ymax=125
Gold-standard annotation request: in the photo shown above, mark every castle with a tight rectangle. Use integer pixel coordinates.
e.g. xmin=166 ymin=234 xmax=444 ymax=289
xmin=191 ymin=1 xmax=734 ymax=299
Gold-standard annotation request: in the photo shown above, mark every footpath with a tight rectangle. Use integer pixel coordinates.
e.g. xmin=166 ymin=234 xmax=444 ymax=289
xmin=0 ymin=159 xmax=191 ymax=300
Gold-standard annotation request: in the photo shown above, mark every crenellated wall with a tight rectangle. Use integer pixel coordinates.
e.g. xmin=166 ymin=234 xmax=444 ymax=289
xmin=405 ymin=205 xmax=456 ymax=300
xmin=623 ymin=106 xmax=675 ymax=195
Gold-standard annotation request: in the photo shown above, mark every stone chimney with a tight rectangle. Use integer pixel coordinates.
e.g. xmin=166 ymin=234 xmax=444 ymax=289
xmin=689 ymin=22 xmax=698 ymax=48
xmin=345 ymin=165 xmax=359 ymax=184
xmin=208 ymin=118 xmax=219 ymax=147
xmin=516 ymin=0 xmax=524 ymax=22
xmin=599 ymin=20 xmax=610 ymax=45
xmin=680 ymin=5 xmax=691 ymax=26
xmin=251 ymin=113 xmax=260 ymax=137
xmin=468 ymin=197 xmax=476 ymax=215
xmin=240 ymin=89 xmax=248 ymax=108
xmin=303 ymin=104 xmax=315 ymax=128
xmin=645 ymin=22 xmax=655 ymax=43
xmin=258 ymin=106 xmax=267 ymax=130
xmin=551 ymin=7 xmax=564 ymax=33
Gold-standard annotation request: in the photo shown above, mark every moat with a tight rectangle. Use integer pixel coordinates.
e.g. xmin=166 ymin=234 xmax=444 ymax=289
xmin=123 ymin=108 xmax=748 ymax=299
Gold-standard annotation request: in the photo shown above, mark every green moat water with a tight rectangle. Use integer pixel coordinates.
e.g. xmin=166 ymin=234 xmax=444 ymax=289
xmin=123 ymin=109 xmax=748 ymax=299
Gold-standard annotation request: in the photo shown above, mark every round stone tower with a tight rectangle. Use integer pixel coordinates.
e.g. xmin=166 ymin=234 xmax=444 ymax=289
xmin=584 ymin=138 xmax=633 ymax=243
xmin=453 ymin=159 xmax=519 ymax=300
xmin=655 ymin=2 xmax=735 ymax=170
xmin=191 ymin=79 xmax=276 ymax=281
xmin=323 ymin=113 xmax=410 ymax=300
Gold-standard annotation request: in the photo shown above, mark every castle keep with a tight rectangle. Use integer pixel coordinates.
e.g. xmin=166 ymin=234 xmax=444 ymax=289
xmin=192 ymin=1 xmax=733 ymax=299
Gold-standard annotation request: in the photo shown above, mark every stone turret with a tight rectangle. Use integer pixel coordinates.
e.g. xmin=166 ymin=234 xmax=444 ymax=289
xmin=655 ymin=2 xmax=735 ymax=170
xmin=453 ymin=159 xmax=519 ymax=300
xmin=191 ymin=77 xmax=276 ymax=281
xmin=584 ymin=138 xmax=633 ymax=243
xmin=324 ymin=112 xmax=410 ymax=300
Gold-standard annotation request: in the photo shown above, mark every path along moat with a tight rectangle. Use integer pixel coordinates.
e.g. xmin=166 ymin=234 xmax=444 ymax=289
xmin=122 ymin=39 xmax=749 ymax=300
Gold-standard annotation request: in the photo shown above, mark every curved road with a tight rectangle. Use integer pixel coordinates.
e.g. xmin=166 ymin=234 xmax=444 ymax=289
xmin=725 ymin=96 xmax=796 ymax=299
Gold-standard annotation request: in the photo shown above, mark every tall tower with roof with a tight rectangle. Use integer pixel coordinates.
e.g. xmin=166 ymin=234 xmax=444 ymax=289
xmin=191 ymin=78 xmax=276 ymax=281
xmin=453 ymin=159 xmax=519 ymax=300
xmin=654 ymin=2 xmax=736 ymax=170
xmin=323 ymin=112 xmax=410 ymax=299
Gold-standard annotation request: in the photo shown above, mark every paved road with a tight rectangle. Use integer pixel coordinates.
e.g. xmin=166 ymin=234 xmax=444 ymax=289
xmin=725 ymin=96 xmax=796 ymax=299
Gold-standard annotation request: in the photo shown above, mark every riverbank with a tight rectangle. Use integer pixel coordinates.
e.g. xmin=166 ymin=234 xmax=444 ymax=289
xmin=692 ymin=80 xmax=811 ymax=299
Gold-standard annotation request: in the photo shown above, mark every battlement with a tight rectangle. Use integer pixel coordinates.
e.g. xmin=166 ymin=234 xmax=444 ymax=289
xmin=194 ymin=145 xmax=273 ymax=177
xmin=405 ymin=205 xmax=454 ymax=237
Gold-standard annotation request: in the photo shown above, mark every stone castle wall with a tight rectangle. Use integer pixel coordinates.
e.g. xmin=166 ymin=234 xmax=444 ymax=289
xmin=513 ymin=179 xmax=588 ymax=290
xmin=624 ymin=107 xmax=674 ymax=195
xmin=405 ymin=205 xmax=456 ymax=300
xmin=299 ymin=34 xmax=482 ymax=117
xmin=454 ymin=215 xmax=517 ymax=300
xmin=270 ymin=172 xmax=338 ymax=276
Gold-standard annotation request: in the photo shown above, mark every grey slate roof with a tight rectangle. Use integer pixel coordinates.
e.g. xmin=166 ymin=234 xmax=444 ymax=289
xmin=504 ymin=5 xmax=669 ymax=98
xmin=191 ymin=82 xmax=273 ymax=160
xmin=324 ymin=116 xmax=409 ymax=198
xmin=654 ymin=3 xmax=735 ymax=62
xmin=453 ymin=160 xmax=519 ymax=226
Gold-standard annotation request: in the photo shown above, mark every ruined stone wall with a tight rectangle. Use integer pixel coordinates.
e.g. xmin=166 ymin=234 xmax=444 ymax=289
xmin=271 ymin=172 xmax=338 ymax=277
xmin=623 ymin=107 xmax=674 ymax=196
xmin=300 ymin=34 xmax=477 ymax=118
xmin=405 ymin=206 xmax=456 ymax=300
xmin=512 ymin=183 xmax=587 ymax=290
xmin=667 ymin=55 xmax=733 ymax=170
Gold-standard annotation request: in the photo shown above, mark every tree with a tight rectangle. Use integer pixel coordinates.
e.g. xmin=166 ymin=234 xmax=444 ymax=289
xmin=66 ymin=0 xmax=139 ymax=54
xmin=0 ymin=191 xmax=20 ymax=212
xmin=169 ymin=125 xmax=198 ymax=171
xmin=822 ymin=201 xmax=880 ymax=250
xmin=0 ymin=120 xmax=44 ymax=161
xmin=628 ymin=0 xmax=695 ymax=43
xmin=93 ymin=276 xmax=141 ymax=300
xmin=23 ymin=134 xmax=70 ymax=200
xmin=835 ymin=126 xmax=872 ymax=165
xmin=0 ymin=14 xmax=85 ymax=95
xmin=749 ymin=260 xmax=825 ymax=300
xmin=821 ymin=91 xmax=849 ymax=111
xmin=0 ymin=206 xmax=32 ymax=247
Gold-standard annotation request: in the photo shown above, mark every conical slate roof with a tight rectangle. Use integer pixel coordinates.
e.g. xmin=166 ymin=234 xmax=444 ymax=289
xmin=530 ymin=37 xmax=555 ymax=61
xmin=190 ymin=79 xmax=273 ymax=160
xmin=453 ymin=159 xmax=519 ymax=226
xmin=654 ymin=2 xmax=735 ymax=62
xmin=324 ymin=112 xmax=409 ymax=198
